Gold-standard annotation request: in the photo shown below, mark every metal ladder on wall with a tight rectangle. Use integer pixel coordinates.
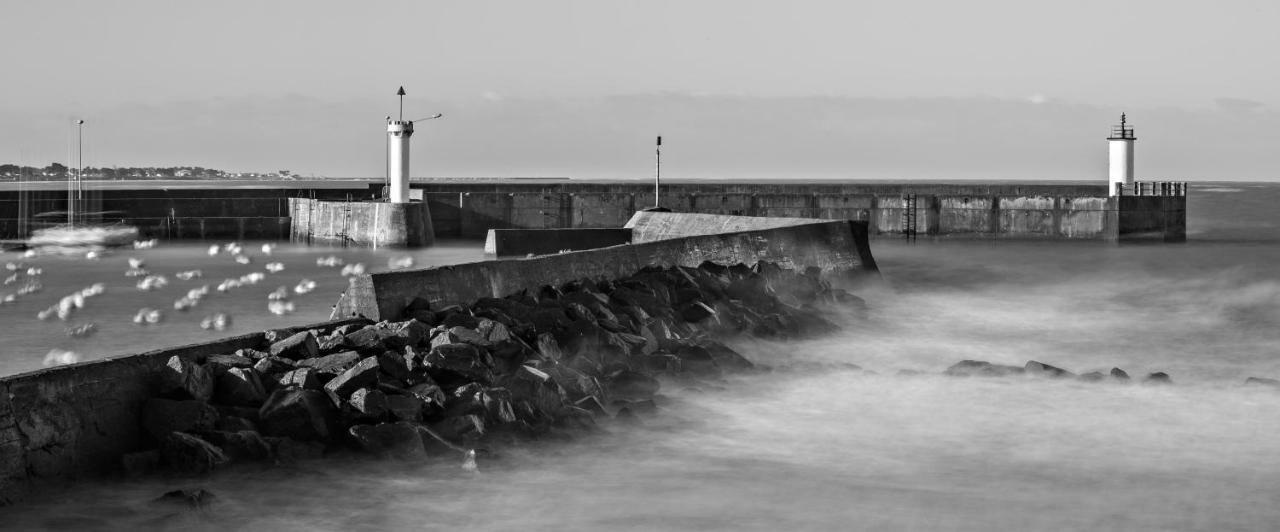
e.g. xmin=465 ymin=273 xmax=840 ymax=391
xmin=902 ymin=193 xmax=918 ymax=241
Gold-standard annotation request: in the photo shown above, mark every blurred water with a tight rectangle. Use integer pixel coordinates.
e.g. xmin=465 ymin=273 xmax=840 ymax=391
xmin=3 ymin=182 xmax=1280 ymax=530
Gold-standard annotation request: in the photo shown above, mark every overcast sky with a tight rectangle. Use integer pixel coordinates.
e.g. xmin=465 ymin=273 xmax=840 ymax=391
xmin=2 ymin=0 xmax=1277 ymax=180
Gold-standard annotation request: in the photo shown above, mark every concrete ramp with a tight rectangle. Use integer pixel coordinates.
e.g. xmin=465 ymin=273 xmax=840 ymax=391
xmin=625 ymin=211 xmax=828 ymax=242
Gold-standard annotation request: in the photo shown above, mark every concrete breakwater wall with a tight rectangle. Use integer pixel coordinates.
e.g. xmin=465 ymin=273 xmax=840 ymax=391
xmin=288 ymin=198 xmax=434 ymax=248
xmin=415 ymin=181 xmax=1184 ymax=241
xmin=337 ymin=219 xmax=875 ymax=321
xmin=484 ymin=228 xmax=633 ymax=258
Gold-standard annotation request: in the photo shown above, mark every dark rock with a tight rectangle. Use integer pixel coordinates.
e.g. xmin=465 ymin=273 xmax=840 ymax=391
xmin=943 ymin=360 xmax=1025 ymax=377
xmin=545 ymin=365 xmax=604 ymax=402
xmin=407 ymin=381 xmax=447 ymax=412
xmin=447 ymin=384 xmax=518 ymax=424
xmin=157 ymin=355 xmax=214 ymax=401
xmin=1245 ymin=376 xmax=1280 ymax=388
xmin=234 ymin=348 xmax=269 ymax=360
xmin=535 ymin=333 xmax=567 ymax=361
xmin=1110 ymin=368 xmax=1131 ymax=380
xmin=424 ymin=343 xmax=494 ymax=384
xmin=152 ymin=488 xmax=217 ymax=509
xmin=266 ymin=436 xmax=326 ymax=463
xmin=477 ymin=318 xmax=513 ymax=344
xmin=323 ymin=356 xmax=381 ymax=405
xmin=204 ymin=353 xmax=254 ymax=377
xmin=376 ymin=350 xmax=412 ymax=383
xmin=504 ymin=365 xmax=567 ymax=417
xmin=382 ymin=319 xmax=430 ymax=349
xmin=1145 ymin=372 xmax=1172 ymax=384
xmin=122 ymin=450 xmax=161 ymax=477
xmin=607 ymin=370 xmax=661 ymax=400
xmin=428 ymin=414 xmax=485 ymax=444
xmin=258 ymin=388 xmax=334 ymax=441
xmin=679 ymin=301 xmax=717 ymax=323
xmin=1025 ymin=360 xmax=1075 ymax=378
xmin=702 ymin=340 xmax=754 ymax=370
xmin=142 ymin=398 xmax=219 ymax=441
xmin=574 ymin=396 xmax=608 ymax=417
xmin=270 ymin=331 xmax=320 ymax=360
xmin=386 ymin=393 xmax=426 ymax=421
xmin=198 ymin=430 xmax=273 ymax=461
xmin=341 ymin=326 xmax=389 ymax=350
xmin=297 ymin=350 xmax=361 ymax=375
xmin=159 ymin=432 xmax=228 ymax=474
xmin=252 ymin=356 xmax=296 ymax=376
xmin=1078 ymin=371 xmax=1106 ymax=382
xmin=214 ymin=416 xmax=257 ymax=433
xmin=348 ymin=388 xmax=389 ymax=418
xmin=672 ymin=344 xmax=721 ymax=376
xmin=214 ymin=367 xmax=267 ymax=407
xmin=277 ymin=367 xmax=322 ymax=390
xmin=349 ymin=422 xmax=427 ymax=460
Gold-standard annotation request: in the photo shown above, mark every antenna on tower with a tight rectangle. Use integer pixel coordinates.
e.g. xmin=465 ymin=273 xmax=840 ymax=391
xmin=397 ymin=86 xmax=406 ymax=121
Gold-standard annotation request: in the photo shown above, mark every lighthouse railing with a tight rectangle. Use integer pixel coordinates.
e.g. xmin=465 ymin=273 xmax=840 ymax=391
xmin=1114 ymin=181 xmax=1187 ymax=197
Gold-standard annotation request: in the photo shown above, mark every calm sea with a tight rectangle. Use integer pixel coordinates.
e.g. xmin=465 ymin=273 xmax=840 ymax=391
xmin=2 ymin=182 xmax=1278 ymax=530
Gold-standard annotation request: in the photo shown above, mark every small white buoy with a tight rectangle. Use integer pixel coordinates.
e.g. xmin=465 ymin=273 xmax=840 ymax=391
xmin=261 ymin=243 xmax=275 ymax=255
xmin=388 ymin=256 xmax=415 ymax=270
xmin=234 ymin=255 xmax=251 ymax=265
xmin=207 ymin=245 xmax=220 ymax=256
xmin=265 ymin=262 xmax=285 ymax=273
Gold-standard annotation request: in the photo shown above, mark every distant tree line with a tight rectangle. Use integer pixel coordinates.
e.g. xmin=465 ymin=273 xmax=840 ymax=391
xmin=0 ymin=163 xmax=293 ymax=180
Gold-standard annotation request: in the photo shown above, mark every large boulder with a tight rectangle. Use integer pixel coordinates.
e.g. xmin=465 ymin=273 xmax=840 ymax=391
xmin=214 ymin=368 xmax=268 ymax=407
xmin=348 ymin=422 xmax=426 ymax=460
xmin=156 ymin=355 xmax=214 ymax=401
xmin=270 ymin=331 xmax=319 ymax=360
xmin=198 ymin=430 xmax=273 ymax=461
xmin=323 ymin=356 xmax=381 ymax=405
xmin=606 ymin=370 xmax=660 ymax=401
xmin=142 ymin=398 xmax=219 ymax=441
xmin=1024 ymin=360 xmax=1075 ymax=378
xmin=297 ymin=351 xmax=361 ymax=375
xmin=159 ymin=432 xmax=228 ymax=474
xmin=348 ymin=388 xmax=389 ymax=419
xmin=424 ymin=343 xmax=494 ymax=384
xmin=386 ymin=393 xmax=426 ymax=422
xmin=504 ymin=365 xmax=567 ymax=417
xmin=276 ymin=367 xmax=322 ymax=390
xmin=258 ymin=388 xmax=334 ymax=441
xmin=381 ymin=319 xmax=430 ymax=349
xmin=204 ymin=353 xmax=254 ymax=377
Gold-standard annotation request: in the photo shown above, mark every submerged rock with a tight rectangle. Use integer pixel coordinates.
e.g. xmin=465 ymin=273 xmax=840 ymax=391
xmin=943 ymin=360 xmax=1024 ymax=377
xmin=1024 ymin=360 xmax=1074 ymax=378
xmin=1144 ymin=372 xmax=1173 ymax=384
xmin=1244 ymin=376 xmax=1280 ymax=388
xmin=348 ymin=422 xmax=427 ymax=460
xmin=159 ymin=432 xmax=228 ymax=474
xmin=1110 ymin=368 xmax=1131 ymax=380
xmin=152 ymin=488 xmax=218 ymax=509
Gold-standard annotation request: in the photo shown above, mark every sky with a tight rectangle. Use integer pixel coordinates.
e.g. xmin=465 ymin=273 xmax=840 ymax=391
xmin=1 ymin=0 xmax=1278 ymax=180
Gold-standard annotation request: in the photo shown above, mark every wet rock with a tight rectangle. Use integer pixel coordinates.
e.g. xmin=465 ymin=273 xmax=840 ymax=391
xmin=535 ymin=333 xmax=567 ymax=361
xmin=266 ymin=436 xmax=326 ymax=463
xmin=214 ymin=416 xmax=257 ymax=433
xmin=270 ymin=331 xmax=319 ymax=360
xmin=142 ymin=398 xmax=219 ymax=441
xmin=159 ymin=432 xmax=228 ymax=474
xmin=376 ymin=350 xmax=412 ymax=383
xmin=574 ymin=396 xmax=608 ymax=417
xmin=1145 ymin=372 xmax=1173 ymax=384
xmin=157 ymin=355 xmax=214 ymax=401
xmin=258 ymin=388 xmax=334 ymax=441
xmin=672 ymin=344 xmax=722 ymax=376
xmin=214 ymin=367 xmax=267 ymax=407
xmin=505 ymin=365 xmax=567 ymax=417
xmin=407 ymin=380 xmax=447 ymax=413
xmin=679 ymin=301 xmax=717 ymax=323
xmin=424 ymin=343 xmax=494 ymax=384
xmin=277 ymin=367 xmax=322 ymax=390
xmin=607 ymin=370 xmax=661 ymax=400
xmin=1245 ymin=376 xmax=1280 ymax=388
xmin=382 ymin=319 xmax=430 ymax=349
xmin=340 ymin=326 xmax=389 ymax=351
xmin=702 ymin=340 xmax=753 ymax=370
xmin=252 ymin=356 xmax=296 ymax=376
xmin=1110 ymin=368 xmax=1131 ymax=380
xmin=297 ymin=350 xmax=361 ymax=376
xmin=122 ymin=450 xmax=161 ymax=477
xmin=323 ymin=356 xmax=381 ymax=405
xmin=198 ymin=430 xmax=273 ymax=461
xmin=204 ymin=353 xmax=254 ymax=377
xmin=234 ymin=348 xmax=269 ymax=360
xmin=1025 ymin=360 xmax=1075 ymax=378
xmin=447 ymin=384 xmax=518 ymax=424
xmin=943 ymin=360 xmax=1025 ymax=377
xmin=386 ymin=393 xmax=426 ymax=421
xmin=152 ymin=488 xmax=217 ymax=509
xmin=428 ymin=414 xmax=485 ymax=444
xmin=349 ymin=422 xmax=426 ymax=460
xmin=348 ymin=388 xmax=389 ymax=418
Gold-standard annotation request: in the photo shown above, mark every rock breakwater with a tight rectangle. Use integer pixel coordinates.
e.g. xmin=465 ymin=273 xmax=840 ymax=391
xmin=128 ymin=260 xmax=864 ymax=475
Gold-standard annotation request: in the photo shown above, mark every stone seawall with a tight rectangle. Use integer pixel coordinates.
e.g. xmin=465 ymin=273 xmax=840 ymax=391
xmin=337 ymin=219 xmax=875 ymax=321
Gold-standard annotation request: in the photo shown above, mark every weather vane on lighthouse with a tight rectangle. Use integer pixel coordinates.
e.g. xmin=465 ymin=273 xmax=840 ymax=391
xmin=386 ymin=86 xmax=442 ymax=203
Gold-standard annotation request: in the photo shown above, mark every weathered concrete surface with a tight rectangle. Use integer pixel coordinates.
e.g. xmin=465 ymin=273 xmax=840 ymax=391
xmin=624 ymin=211 xmax=821 ymax=243
xmin=1118 ymin=196 xmax=1186 ymax=242
xmin=289 ymin=198 xmax=434 ymax=248
xmin=483 ymin=228 xmax=633 ymax=257
xmin=0 ymin=318 xmax=368 ymax=504
xmin=338 ymin=218 xmax=877 ymax=322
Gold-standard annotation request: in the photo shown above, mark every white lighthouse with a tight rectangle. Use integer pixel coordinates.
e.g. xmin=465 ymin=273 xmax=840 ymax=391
xmin=1107 ymin=113 xmax=1136 ymax=196
xmin=386 ymin=86 xmax=442 ymax=203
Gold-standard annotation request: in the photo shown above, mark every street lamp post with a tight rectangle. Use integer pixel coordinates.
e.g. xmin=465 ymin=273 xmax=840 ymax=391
xmin=76 ymin=119 xmax=84 ymax=225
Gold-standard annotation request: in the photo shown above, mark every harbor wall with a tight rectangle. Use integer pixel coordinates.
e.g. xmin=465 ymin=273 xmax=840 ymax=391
xmin=484 ymin=228 xmax=633 ymax=257
xmin=288 ymin=198 xmax=433 ymax=248
xmin=0 ymin=180 xmax=1184 ymax=243
xmin=337 ymin=218 xmax=876 ymax=322
xmin=0 ymin=318 xmax=369 ymax=504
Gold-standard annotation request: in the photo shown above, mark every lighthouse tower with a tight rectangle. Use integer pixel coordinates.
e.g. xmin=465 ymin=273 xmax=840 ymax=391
xmin=387 ymin=86 xmax=415 ymax=203
xmin=1107 ymin=113 xmax=1136 ymax=195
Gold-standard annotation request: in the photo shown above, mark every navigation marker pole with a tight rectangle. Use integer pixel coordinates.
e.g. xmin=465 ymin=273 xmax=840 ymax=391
xmin=654 ymin=135 xmax=662 ymax=208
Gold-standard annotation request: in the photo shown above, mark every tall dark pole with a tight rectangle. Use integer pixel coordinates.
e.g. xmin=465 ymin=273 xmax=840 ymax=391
xmin=77 ymin=120 xmax=84 ymax=222
xmin=655 ymin=135 xmax=662 ymax=208
xmin=397 ymin=86 xmax=405 ymax=121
